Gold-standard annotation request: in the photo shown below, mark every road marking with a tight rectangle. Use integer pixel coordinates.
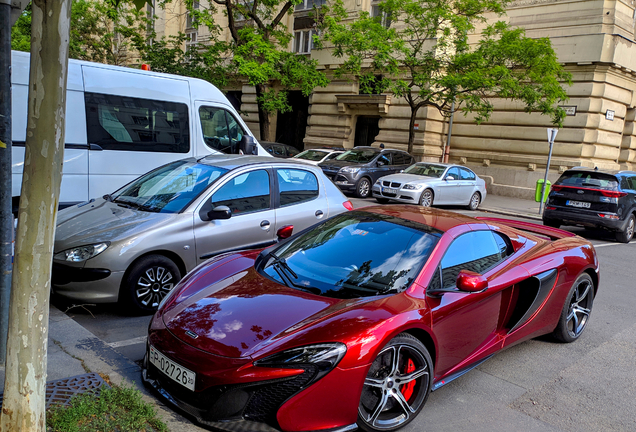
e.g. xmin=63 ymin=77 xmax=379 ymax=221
xmin=107 ymin=336 xmax=147 ymax=348
xmin=593 ymin=242 xmax=635 ymax=248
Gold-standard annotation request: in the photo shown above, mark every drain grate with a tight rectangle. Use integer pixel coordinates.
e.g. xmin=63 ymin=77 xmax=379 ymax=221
xmin=0 ymin=373 xmax=108 ymax=409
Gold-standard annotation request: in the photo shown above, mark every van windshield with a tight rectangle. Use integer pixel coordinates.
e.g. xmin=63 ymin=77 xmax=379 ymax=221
xmin=112 ymin=160 xmax=228 ymax=213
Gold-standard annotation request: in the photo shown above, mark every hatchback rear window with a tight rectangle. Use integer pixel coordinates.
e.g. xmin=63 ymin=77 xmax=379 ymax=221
xmin=556 ymin=172 xmax=619 ymax=190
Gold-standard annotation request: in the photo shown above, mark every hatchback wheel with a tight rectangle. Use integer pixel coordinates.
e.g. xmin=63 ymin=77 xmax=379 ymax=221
xmin=616 ymin=214 xmax=635 ymax=243
xmin=356 ymin=178 xmax=372 ymax=198
xmin=467 ymin=192 xmax=481 ymax=210
xmin=552 ymin=273 xmax=594 ymax=343
xmin=419 ymin=189 xmax=433 ymax=207
xmin=358 ymin=334 xmax=432 ymax=432
xmin=123 ymin=255 xmax=181 ymax=313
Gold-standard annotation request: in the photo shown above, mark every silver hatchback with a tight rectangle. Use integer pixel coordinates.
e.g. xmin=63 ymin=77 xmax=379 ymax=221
xmin=52 ymin=155 xmax=353 ymax=312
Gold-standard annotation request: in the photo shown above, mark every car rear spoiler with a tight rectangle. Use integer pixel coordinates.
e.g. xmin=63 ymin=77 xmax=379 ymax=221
xmin=475 ymin=217 xmax=577 ymax=240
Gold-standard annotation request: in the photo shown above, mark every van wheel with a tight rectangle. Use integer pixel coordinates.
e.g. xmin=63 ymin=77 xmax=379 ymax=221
xmin=122 ymin=255 xmax=181 ymax=314
xmin=616 ymin=214 xmax=635 ymax=243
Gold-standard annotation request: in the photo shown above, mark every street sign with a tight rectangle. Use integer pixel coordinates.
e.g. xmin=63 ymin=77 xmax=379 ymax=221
xmin=559 ymin=105 xmax=577 ymax=116
xmin=547 ymin=128 xmax=558 ymax=143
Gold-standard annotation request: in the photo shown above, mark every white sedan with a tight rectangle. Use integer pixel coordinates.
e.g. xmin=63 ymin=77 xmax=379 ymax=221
xmin=293 ymin=148 xmax=343 ymax=165
xmin=372 ymin=163 xmax=487 ymax=210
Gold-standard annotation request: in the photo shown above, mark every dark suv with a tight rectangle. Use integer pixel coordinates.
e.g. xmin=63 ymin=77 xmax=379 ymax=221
xmin=543 ymin=167 xmax=636 ymax=242
xmin=318 ymin=147 xmax=415 ymax=198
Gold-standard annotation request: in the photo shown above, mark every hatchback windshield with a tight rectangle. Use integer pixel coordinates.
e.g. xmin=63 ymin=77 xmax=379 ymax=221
xmin=295 ymin=150 xmax=329 ymax=161
xmin=556 ymin=171 xmax=619 ymax=190
xmin=259 ymin=212 xmax=441 ymax=298
xmin=112 ymin=160 xmax=228 ymax=213
xmin=336 ymin=149 xmax=379 ymax=164
xmin=404 ymin=163 xmax=447 ymax=178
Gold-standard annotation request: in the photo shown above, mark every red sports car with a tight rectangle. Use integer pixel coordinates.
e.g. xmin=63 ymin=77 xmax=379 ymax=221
xmin=143 ymin=206 xmax=599 ymax=432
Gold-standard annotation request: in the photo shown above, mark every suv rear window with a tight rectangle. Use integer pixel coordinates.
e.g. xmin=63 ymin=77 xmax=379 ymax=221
xmin=556 ymin=172 xmax=619 ymax=190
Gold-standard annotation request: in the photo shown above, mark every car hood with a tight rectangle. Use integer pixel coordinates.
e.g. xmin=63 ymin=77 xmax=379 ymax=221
xmin=161 ymin=253 xmax=373 ymax=359
xmin=379 ymin=173 xmax=439 ymax=185
xmin=55 ymin=198 xmax=175 ymax=251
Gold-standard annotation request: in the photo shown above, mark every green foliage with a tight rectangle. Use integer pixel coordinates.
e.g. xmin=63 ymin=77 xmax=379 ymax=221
xmin=10 ymin=5 xmax=31 ymax=52
xmin=322 ymin=0 xmax=572 ymax=151
xmin=46 ymin=384 xmax=167 ymax=432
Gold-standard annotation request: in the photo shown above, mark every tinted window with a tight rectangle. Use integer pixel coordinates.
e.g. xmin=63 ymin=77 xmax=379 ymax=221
xmin=391 ymin=152 xmax=405 ymax=165
xmin=327 ymin=152 xmax=341 ymax=160
xmin=211 ymin=170 xmax=270 ymax=214
xmin=113 ymin=161 xmax=227 ymax=213
xmin=459 ymin=168 xmax=476 ymax=181
xmin=273 ymin=145 xmax=285 ymax=157
xmin=377 ymin=154 xmax=390 ymax=166
xmin=628 ymin=176 xmax=636 ymax=190
xmin=446 ymin=167 xmax=460 ymax=180
xmin=556 ymin=171 xmax=619 ymax=190
xmin=260 ymin=212 xmax=441 ymax=298
xmin=439 ymin=231 xmax=505 ymax=289
xmin=277 ymin=169 xmax=319 ymax=206
xmin=336 ymin=149 xmax=379 ymax=163
xmin=85 ymin=92 xmax=189 ymax=153
xmin=199 ymin=106 xmax=245 ymax=154
xmin=493 ymin=232 xmax=513 ymax=257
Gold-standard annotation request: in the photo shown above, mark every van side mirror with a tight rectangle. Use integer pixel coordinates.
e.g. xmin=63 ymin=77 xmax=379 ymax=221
xmin=206 ymin=205 xmax=232 ymax=221
xmin=239 ymin=136 xmax=257 ymax=155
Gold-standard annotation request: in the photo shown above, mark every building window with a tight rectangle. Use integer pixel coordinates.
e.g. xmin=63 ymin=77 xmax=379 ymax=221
xmin=371 ymin=3 xmax=391 ymax=28
xmin=294 ymin=29 xmax=316 ymax=54
xmin=186 ymin=1 xmax=199 ymax=29
xmin=185 ymin=30 xmax=198 ymax=50
xmin=295 ymin=0 xmax=326 ymax=12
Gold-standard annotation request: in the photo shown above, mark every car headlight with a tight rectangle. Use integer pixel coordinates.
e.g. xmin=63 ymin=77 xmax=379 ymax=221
xmin=341 ymin=167 xmax=360 ymax=174
xmin=255 ymin=343 xmax=347 ymax=377
xmin=53 ymin=242 xmax=110 ymax=262
xmin=403 ymin=184 xmax=423 ymax=190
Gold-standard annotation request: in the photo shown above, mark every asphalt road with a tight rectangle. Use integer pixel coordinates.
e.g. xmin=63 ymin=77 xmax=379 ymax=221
xmin=53 ymin=197 xmax=636 ymax=432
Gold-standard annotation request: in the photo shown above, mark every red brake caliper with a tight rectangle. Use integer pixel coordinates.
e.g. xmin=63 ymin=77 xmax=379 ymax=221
xmin=401 ymin=358 xmax=416 ymax=401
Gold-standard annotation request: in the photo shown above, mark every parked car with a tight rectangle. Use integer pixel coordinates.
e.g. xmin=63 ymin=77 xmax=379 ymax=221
xmin=543 ymin=167 xmax=636 ymax=242
xmin=293 ymin=148 xmax=343 ymax=165
xmin=52 ymin=155 xmax=353 ymax=312
xmin=261 ymin=141 xmax=301 ymax=158
xmin=10 ymin=50 xmax=268 ymax=214
xmin=319 ymin=146 xmax=415 ymax=198
xmin=372 ymin=162 xmax=487 ymax=210
xmin=143 ymin=205 xmax=598 ymax=432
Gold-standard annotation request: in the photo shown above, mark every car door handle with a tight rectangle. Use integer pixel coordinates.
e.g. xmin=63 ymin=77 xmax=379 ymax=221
xmin=260 ymin=220 xmax=270 ymax=229
xmin=315 ymin=210 xmax=324 ymax=218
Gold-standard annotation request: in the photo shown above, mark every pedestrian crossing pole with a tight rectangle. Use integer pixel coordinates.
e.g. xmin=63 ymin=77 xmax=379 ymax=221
xmin=539 ymin=128 xmax=559 ymax=215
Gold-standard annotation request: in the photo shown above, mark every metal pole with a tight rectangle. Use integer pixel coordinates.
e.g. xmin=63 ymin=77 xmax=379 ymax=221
xmin=538 ymin=139 xmax=555 ymax=215
xmin=442 ymin=98 xmax=455 ymax=163
xmin=0 ymin=0 xmax=13 ymax=364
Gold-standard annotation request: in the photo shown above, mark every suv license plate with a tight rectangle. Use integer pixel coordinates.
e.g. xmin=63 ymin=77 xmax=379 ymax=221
xmin=383 ymin=188 xmax=398 ymax=194
xmin=566 ymin=200 xmax=591 ymax=208
xmin=149 ymin=345 xmax=196 ymax=391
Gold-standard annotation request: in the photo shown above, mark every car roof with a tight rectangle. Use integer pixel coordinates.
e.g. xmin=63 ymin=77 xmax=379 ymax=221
xmin=198 ymin=154 xmax=308 ymax=169
xmin=350 ymin=146 xmax=408 ymax=153
xmin=563 ymin=167 xmax=636 ymax=177
xmin=361 ymin=205 xmax=481 ymax=233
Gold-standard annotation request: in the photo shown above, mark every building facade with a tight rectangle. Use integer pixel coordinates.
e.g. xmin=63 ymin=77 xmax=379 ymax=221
xmin=155 ymin=0 xmax=636 ymax=198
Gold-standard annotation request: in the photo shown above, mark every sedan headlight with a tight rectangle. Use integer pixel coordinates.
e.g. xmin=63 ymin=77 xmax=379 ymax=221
xmin=341 ymin=167 xmax=360 ymax=174
xmin=255 ymin=343 xmax=347 ymax=377
xmin=403 ymin=184 xmax=424 ymax=190
xmin=54 ymin=242 xmax=110 ymax=262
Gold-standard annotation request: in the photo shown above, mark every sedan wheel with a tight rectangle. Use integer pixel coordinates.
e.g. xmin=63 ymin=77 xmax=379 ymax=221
xmin=467 ymin=192 xmax=481 ymax=210
xmin=358 ymin=334 xmax=432 ymax=432
xmin=357 ymin=178 xmax=372 ymax=198
xmin=419 ymin=190 xmax=433 ymax=207
xmin=123 ymin=255 xmax=181 ymax=314
xmin=616 ymin=214 xmax=635 ymax=243
xmin=552 ymin=273 xmax=594 ymax=343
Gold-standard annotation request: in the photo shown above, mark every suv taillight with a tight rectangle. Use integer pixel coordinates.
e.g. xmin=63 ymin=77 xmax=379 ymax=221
xmin=550 ymin=184 xmax=626 ymax=198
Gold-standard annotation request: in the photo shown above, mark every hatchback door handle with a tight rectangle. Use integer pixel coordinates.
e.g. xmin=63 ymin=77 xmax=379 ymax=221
xmin=315 ymin=210 xmax=324 ymax=217
xmin=260 ymin=220 xmax=270 ymax=229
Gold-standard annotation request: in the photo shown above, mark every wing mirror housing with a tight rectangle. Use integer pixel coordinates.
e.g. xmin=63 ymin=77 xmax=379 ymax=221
xmin=456 ymin=270 xmax=488 ymax=292
xmin=377 ymin=161 xmax=386 ymax=167
xmin=445 ymin=175 xmax=456 ymax=181
xmin=277 ymin=225 xmax=294 ymax=241
xmin=207 ymin=205 xmax=232 ymax=221
xmin=239 ymin=135 xmax=258 ymax=155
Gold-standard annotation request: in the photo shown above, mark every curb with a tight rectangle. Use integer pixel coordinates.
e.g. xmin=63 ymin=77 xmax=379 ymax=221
xmin=478 ymin=206 xmax=543 ymax=221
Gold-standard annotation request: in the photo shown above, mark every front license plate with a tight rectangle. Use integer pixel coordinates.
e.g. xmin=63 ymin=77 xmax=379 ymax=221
xmin=149 ymin=345 xmax=196 ymax=391
xmin=566 ymin=200 xmax=591 ymax=208
xmin=383 ymin=188 xmax=398 ymax=194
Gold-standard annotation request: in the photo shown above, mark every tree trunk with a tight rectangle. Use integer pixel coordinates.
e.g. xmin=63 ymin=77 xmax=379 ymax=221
xmin=407 ymin=105 xmax=420 ymax=155
xmin=0 ymin=0 xmax=72 ymax=431
xmin=255 ymin=83 xmax=273 ymax=141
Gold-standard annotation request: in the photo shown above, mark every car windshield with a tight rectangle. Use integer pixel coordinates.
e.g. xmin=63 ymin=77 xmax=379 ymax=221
xmin=112 ymin=160 xmax=228 ymax=213
xmin=556 ymin=172 xmax=619 ymax=190
xmin=259 ymin=212 xmax=441 ymax=299
xmin=295 ymin=150 xmax=328 ymax=161
xmin=336 ymin=149 xmax=378 ymax=163
xmin=404 ymin=163 xmax=447 ymax=178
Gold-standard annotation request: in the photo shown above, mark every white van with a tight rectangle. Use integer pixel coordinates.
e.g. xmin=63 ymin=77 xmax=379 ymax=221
xmin=11 ymin=50 xmax=267 ymax=212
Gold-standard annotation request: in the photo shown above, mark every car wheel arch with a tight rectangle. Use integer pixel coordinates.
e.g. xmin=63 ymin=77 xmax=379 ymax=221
xmin=363 ymin=324 xmax=438 ymax=369
xmin=583 ymin=268 xmax=599 ymax=297
xmin=119 ymin=250 xmax=187 ymax=300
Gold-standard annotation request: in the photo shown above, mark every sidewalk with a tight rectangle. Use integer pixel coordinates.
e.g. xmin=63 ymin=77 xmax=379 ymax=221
xmin=0 ymin=194 xmax=543 ymax=430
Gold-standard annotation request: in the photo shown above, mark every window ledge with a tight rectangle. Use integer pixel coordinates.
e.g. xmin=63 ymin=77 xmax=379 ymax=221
xmin=335 ymin=94 xmax=392 ymax=114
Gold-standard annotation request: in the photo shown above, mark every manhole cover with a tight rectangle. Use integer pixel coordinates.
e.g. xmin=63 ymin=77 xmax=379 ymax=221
xmin=0 ymin=373 xmax=108 ymax=408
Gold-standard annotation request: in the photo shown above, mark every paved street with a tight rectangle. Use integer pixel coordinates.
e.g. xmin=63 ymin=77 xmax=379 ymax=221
xmin=49 ymin=196 xmax=636 ymax=431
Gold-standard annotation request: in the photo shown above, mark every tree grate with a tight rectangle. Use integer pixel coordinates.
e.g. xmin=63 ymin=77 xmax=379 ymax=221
xmin=0 ymin=373 xmax=108 ymax=409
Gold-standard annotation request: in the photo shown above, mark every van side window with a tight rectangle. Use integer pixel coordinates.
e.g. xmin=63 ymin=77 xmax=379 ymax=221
xmin=199 ymin=106 xmax=246 ymax=154
xmin=85 ymin=92 xmax=190 ymax=153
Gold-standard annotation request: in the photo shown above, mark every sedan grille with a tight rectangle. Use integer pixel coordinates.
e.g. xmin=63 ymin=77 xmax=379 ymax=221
xmin=382 ymin=181 xmax=402 ymax=188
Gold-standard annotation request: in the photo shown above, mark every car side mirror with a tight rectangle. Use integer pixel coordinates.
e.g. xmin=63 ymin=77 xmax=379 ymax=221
xmin=445 ymin=175 xmax=455 ymax=181
xmin=456 ymin=270 xmax=488 ymax=292
xmin=239 ymin=135 xmax=257 ymax=155
xmin=277 ymin=225 xmax=293 ymax=241
xmin=377 ymin=161 xmax=385 ymax=167
xmin=400 ymin=170 xmax=404 ymax=173
xmin=207 ymin=205 xmax=232 ymax=221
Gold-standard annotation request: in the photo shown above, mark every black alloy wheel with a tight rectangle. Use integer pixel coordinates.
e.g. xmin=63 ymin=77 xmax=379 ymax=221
xmin=616 ymin=214 xmax=635 ymax=243
xmin=552 ymin=273 xmax=594 ymax=343
xmin=123 ymin=254 xmax=181 ymax=314
xmin=357 ymin=178 xmax=372 ymax=198
xmin=358 ymin=334 xmax=432 ymax=432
